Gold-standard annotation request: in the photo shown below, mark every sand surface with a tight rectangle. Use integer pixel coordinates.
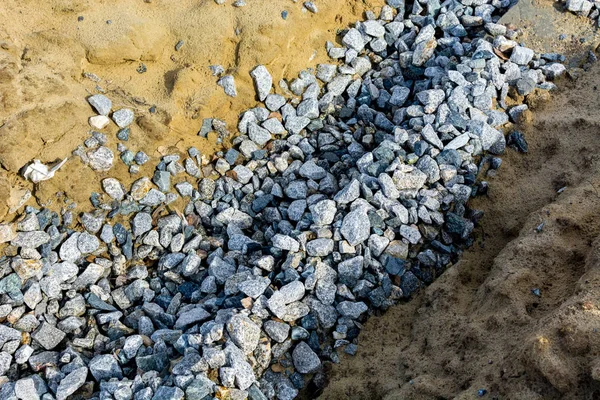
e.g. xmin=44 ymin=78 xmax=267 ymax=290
xmin=0 ymin=0 xmax=380 ymax=221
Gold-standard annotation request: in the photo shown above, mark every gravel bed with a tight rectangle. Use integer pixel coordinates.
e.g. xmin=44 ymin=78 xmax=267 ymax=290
xmin=0 ymin=0 xmax=569 ymax=399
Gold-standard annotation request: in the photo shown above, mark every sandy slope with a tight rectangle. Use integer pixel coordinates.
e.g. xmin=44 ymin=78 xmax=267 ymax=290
xmin=0 ymin=0 xmax=380 ymax=221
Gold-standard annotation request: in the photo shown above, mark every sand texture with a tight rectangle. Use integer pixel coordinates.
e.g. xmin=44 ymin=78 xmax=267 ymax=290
xmin=0 ymin=0 xmax=380 ymax=221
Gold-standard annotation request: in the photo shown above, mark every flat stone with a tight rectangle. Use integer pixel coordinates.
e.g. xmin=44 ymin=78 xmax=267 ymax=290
xmin=248 ymin=122 xmax=272 ymax=146
xmin=56 ymin=367 xmax=88 ymax=400
xmin=89 ymin=354 xmax=123 ymax=381
xmin=32 ymin=322 xmax=66 ymax=350
xmin=336 ymin=301 xmax=368 ymax=319
xmin=292 ymin=341 xmax=321 ymax=374
xmin=226 ymin=314 xmax=260 ymax=353
xmin=87 ymin=94 xmax=112 ymax=115
xmin=250 ymin=65 xmax=273 ymax=101
xmin=271 ymin=234 xmax=300 ymax=252
xmin=263 ymin=320 xmax=290 ymax=343
xmin=218 ymin=75 xmax=237 ymax=97
xmin=342 ymin=28 xmax=365 ymax=52
xmin=10 ymin=231 xmax=49 ymax=248
xmin=112 ymin=108 xmax=135 ymax=128
xmin=175 ymin=307 xmax=211 ymax=329
xmin=340 ymin=209 xmax=370 ymax=246
xmin=87 ymin=146 xmax=114 ymax=171
xmin=102 ymin=178 xmax=125 ymax=200
xmin=152 ymin=386 xmax=184 ymax=400
xmin=306 ymin=238 xmax=334 ymax=257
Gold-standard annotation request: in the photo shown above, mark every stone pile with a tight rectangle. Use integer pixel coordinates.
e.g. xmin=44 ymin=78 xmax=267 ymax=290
xmin=0 ymin=0 xmax=568 ymax=399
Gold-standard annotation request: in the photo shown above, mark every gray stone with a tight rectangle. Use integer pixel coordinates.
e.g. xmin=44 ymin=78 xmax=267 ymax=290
xmin=248 ymin=122 xmax=272 ymax=147
xmin=288 ymin=200 xmax=307 ymax=221
xmin=263 ymin=320 xmax=290 ymax=343
xmin=140 ymin=189 xmax=166 ymax=206
xmin=102 ymin=178 xmax=125 ymax=200
xmin=78 ymin=232 xmax=100 ymax=254
xmin=112 ymin=108 xmax=135 ymax=128
xmin=304 ymin=1 xmax=318 ymax=12
xmin=233 ymin=165 xmax=253 ymax=184
xmin=336 ymin=301 xmax=368 ymax=319
xmin=310 ymin=199 xmax=336 ymax=225
xmin=271 ymin=234 xmax=300 ymax=252
xmin=87 ymin=94 xmax=112 ymax=115
xmin=250 ymin=65 xmax=273 ymax=101
xmin=342 ymin=28 xmax=365 ymax=52
xmin=0 ymin=352 xmax=10 ymax=375
xmin=416 ymin=89 xmax=445 ymax=114
xmin=299 ymin=160 xmax=327 ymax=180
xmin=14 ymin=377 xmax=37 ymax=400
xmin=265 ymin=94 xmax=286 ymax=111
xmin=285 ymin=115 xmax=311 ymax=135
xmin=32 ymin=322 xmax=66 ymax=350
xmin=420 ymin=124 xmax=444 ymax=149
xmin=400 ymin=224 xmax=422 ymax=244
xmin=87 ymin=146 xmax=114 ymax=171
xmin=363 ymin=20 xmax=385 ymax=37
xmin=285 ymin=180 xmax=308 ymax=199
xmin=175 ymin=307 xmax=211 ymax=329
xmin=60 ymin=233 xmax=82 ymax=262
xmin=132 ymin=212 xmax=153 ymax=238
xmin=226 ymin=314 xmax=260 ymax=353
xmin=316 ymin=64 xmax=337 ymax=83
xmin=510 ymin=46 xmax=534 ymax=65
xmin=413 ymin=24 xmax=437 ymax=66
xmin=340 ymin=209 xmax=370 ymax=246
xmin=218 ymin=75 xmax=237 ymax=97
xmin=10 ymin=231 xmax=50 ymax=248
xmin=334 ymin=179 xmax=360 ymax=204
xmin=152 ymin=386 xmax=184 ymax=400
xmin=292 ymin=341 xmax=321 ymax=374
xmin=262 ymin=118 xmax=285 ymax=134
xmin=56 ymin=367 xmax=88 ymax=400
xmin=153 ymin=170 xmax=171 ymax=192
xmin=327 ymin=74 xmax=352 ymax=96
xmin=89 ymin=354 xmax=123 ymax=381
xmin=306 ymin=238 xmax=334 ymax=257
xmin=238 ymin=277 xmax=271 ymax=298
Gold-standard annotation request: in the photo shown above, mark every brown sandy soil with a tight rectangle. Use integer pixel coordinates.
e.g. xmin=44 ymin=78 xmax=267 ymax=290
xmin=0 ymin=0 xmax=381 ymax=221
xmin=320 ymin=43 xmax=600 ymax=400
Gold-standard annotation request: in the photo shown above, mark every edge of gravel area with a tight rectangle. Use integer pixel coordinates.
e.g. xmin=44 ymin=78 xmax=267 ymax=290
xmin=319 ymin=62 xmax=600 ymax=399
